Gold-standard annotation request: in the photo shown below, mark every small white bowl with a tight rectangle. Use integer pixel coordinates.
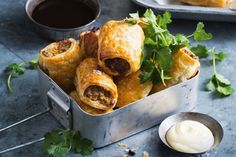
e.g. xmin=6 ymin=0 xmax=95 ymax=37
xmin=159 ymin=112 xmax=223 ymax=154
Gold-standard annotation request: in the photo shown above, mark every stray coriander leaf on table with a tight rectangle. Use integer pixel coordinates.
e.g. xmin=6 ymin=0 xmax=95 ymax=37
xmin=206 ymin=48 xmax=234 ymax=96
xmin=214 ymin=51 xmax=228 ymax=61
xmin=191 ymin=45 xmax=209 ymax=58
xmin=6 ymin=58 xmax=38 ymax=93
xmin=6 ymin=63 xmax=26 ymax=93
xmin=27 ymin=58 xmax=38 ymax=69
xmin=43 ymin=129 xmax=93 ymax=157
xmin=193 ymin=22 xmax=213 ymax=42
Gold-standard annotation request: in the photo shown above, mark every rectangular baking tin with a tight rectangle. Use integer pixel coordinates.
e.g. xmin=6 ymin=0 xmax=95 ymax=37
xmin=132 ymin=0 xmax=236 ymax=22
xmin=38 ymin=68 xmax=199 ymax=148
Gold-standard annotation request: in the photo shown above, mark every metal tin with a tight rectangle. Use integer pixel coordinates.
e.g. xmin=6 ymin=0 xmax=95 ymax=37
xmin=38 ymin=68 xmax=199 ymax=148
xmin=25 ymin=0 xmax=101 ymax=41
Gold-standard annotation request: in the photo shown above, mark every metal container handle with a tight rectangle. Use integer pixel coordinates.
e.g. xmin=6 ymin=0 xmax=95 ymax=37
xmin=0 ymin=85 xmax=72 ymax=154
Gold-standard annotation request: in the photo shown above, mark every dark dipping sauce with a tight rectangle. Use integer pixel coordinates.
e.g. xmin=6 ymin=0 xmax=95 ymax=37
xmin=32 ymin=0 xmax=96 ymax=29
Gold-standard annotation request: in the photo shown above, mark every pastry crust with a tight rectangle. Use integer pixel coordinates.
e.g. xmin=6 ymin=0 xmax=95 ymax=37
xmin=151 ymin=47 xmax=200 ymax=93
xmin=38 ymin=38 xmax=83 ymax=92
xmin=79 ymin=28 xmax=100 ymax=58
xmin=116 ymin=71 xmax=153 ymax=108
xmin=74 ymin=58 xmax=118 ymax=110
xmin=98 ymin=20 xmax=145 ymax=76
xmin=180 ymin=0 xmax=230 ymax=7
xmin=70 ymin=91 xmax=113 ymax=115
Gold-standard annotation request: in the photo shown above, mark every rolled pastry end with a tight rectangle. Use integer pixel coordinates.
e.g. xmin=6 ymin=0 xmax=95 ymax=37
xmin=98 ymin=20 xmax=144 ymax=76
xmin=70 ymin=91 xmax=113 ymax=115
xmin=104 ymin=58 xmax=131 ymax=76
xmin=83 ymin=85 xmax=117 ymax=108
xmin=38 ymin=38 xmax=82 ymax=92
xmin=75 ymin=58 xmax=118 ymax=110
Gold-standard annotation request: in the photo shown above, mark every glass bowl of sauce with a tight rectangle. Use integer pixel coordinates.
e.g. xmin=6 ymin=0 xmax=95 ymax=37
xmin=25 ymin=0 xmax=101 ymax=40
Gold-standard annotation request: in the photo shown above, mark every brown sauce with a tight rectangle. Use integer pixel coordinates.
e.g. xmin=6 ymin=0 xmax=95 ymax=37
xmin=32 ymin=0 xmax=96 ymax=29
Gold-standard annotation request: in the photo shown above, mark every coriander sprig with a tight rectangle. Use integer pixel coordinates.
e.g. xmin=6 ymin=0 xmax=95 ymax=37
xmin=6 ymin=58 xmax=38 ymax=93
xmin=125 ymin=10 xmax=213 ymax=85
xmin=43 ymin=129 xmax=93 ymax=157
xmin=206 ymin=48 xmax=234 ymax=96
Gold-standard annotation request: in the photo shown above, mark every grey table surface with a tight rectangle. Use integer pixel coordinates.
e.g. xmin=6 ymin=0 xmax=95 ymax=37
xmin=0 ymin=0 xmax=236 ymax=157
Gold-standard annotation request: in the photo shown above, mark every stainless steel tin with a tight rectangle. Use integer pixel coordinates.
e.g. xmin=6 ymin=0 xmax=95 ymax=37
xmin=38 ymin=68 xmax=199 ymax=148
xmin=25 ymin=0 xmax=101 ymax=41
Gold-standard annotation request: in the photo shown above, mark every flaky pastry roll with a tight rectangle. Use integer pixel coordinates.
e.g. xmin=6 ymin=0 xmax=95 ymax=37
xmin=98 ymin=20 xmax=145 ymax=76
xmin=79 ymin=28 xmax=100 ymax=58
xmin=151 ymin=47 xmax=200 ymax=93
xmin=70 ymin=91 xmax=113 ymax=115
xmin=180 ymin=0 xmax=231 ymax=7
xmin=74 ymin=58 xmax=118 ymax=110
xmin=38 ymin=38 xmax=83 ymax=92
xmin=116 ymin=71 xmax=153 ymax=108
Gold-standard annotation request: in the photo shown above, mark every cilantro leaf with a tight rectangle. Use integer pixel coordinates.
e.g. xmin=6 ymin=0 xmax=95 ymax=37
xmin=216 ymin=86 xmax=235 ymax=96
xmin=43 ymin=129 xmax=93 ymax=157
xmin=157 ymin=11 xmax=172 ymax=29
xmin=143 ymin=9 xmax=157 ymax=24
xmin=27 ymin=58 xmax=38 ymax=69
xmin=206 ymin=48 xmax=234 ymax=96
xmin=7 ymin=63 xmax=26 ymax=75
xmin=6 ymin=58 xmax=38 ymax=93
xmin=193 ymin=22 xmax=213 ymax=42
xmin=215 ymin=73 xmax=231 ymax=86
xmin=215 ymin=52 xmax=228 ymax=61
xmin=206 ymin=79 xmax=216 ymax=91
xmin=191 ymin=45 xmax=209 ymax=58
xmin=155 ymin=47 xmax=172 ymax=71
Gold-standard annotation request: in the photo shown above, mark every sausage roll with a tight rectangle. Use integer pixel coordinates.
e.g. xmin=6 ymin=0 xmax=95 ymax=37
xmin=79 ymin=28 xmax=100 ymax=58
xmin=180 ymin=0 xmax=231 ymax=7
xmin=70 ymin=91 xmax=113 ymax=115
xmin=75 ymin=58 xmax=118 ymax=110
xmin=38 ymin=38 xmax=83 ymax=92
xmin=116 ymin=71 xmax=153 ymax=108
xmin=151 ymin=47 xmax=200 ymax=93
xmin=98 ymin=20 xmax=145 ymax=76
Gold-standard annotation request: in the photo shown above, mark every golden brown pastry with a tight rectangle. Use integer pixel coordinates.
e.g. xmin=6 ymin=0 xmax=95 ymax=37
xmin=74 ymin=58 xmax=118 ymax=110
xmin=79 ymin=28 xmax=100 ymax=58
xmin=98 ymin=20 xmax=145 ymax=76
xmin=151 ymin=47 xmax=200 ymax=93
xmin=180 ymin=0 xmax=231 ymax=7
xmin=70 ymin=91 xmax=113 ymax=115
xmin=38 ymin=38 xmax=83 ymax=92
xmin=116 ymin=71 xmax=153 ymax=108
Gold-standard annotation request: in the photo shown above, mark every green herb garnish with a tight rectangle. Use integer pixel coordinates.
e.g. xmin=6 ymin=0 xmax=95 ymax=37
xmin=43 ymin=129 xmax=93 ymax=157
xmin=125 ymin=9 xmax=212 ymax=85
xmin=206 ymin=48 xmax=234 ymax=96
xmin=6 ymin=58 xmax=38 ymax=93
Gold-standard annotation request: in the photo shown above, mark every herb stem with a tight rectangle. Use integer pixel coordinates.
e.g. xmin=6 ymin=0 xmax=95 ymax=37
xmin=187 ymin=34 xmax=194 ymax=39
xmin=211 ymin=47 xmax=217 ymax=75
xmin=7 ymin=73 xmax=13 ymax=94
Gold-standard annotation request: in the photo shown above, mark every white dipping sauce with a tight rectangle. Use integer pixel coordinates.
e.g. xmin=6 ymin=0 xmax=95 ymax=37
xmin=166 ymin=120 xmax=214 ymax=153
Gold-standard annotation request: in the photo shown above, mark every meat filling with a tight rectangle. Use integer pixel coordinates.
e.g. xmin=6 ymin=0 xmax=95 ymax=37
xmin=105 ymin=58 xmax=130 ymax=75
xmin=183 ymin=48 xmax=199 ymax=60
xmin=42 ymin=39 xmax=71 ymax=57
xmin=84 ymin=85 xmax=115 ymax=106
